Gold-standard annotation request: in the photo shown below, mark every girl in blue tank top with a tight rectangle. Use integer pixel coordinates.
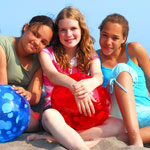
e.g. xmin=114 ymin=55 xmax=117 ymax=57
xmin=97 ymin=13 xmax=150 ymax=146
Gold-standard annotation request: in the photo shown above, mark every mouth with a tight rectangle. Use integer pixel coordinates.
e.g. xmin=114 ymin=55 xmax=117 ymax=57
xmin=103 ymin=46 xmax=112 ymax=51
xmin=65 ymin=38 xmax=74 ymax=43
xmin=30 ymin=43 xmax=38 ymax=51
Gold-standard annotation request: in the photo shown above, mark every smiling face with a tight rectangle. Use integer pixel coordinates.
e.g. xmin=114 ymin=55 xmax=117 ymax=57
xmin=58 ymin=18 xmax=81 ymax=53
xmin=21 ymin=24 xmax=53 ymax=54
xmin=99 ymin=22 xmax=126 ymax=56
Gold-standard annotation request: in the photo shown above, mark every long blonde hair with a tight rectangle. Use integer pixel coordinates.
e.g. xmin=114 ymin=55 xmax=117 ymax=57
xmin=53 ymin=6 xmax=96 ymax=73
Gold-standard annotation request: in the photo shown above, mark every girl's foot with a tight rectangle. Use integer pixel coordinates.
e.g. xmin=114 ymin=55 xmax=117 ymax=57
xmin=26 ymin=133 xmax=56 ymax=142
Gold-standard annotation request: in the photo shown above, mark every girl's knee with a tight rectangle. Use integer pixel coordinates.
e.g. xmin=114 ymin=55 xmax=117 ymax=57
xmin=106 ymin=117 xmax=125 ymax=132
xmin=117 ymin=71 xmax=133 ymax=82
xmin=42 ymin=108 xmax=65 ymax=125
xmin=42 ymin=109 xmax=60 ymax=120
xmin=105 ymin=117 xmax=122 ymax=124
xmin=111 ymin=63 xmax=138 ymax=86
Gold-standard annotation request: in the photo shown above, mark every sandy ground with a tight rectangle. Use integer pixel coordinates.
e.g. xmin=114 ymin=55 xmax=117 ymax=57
xmin=0 ymin=133 xmax=150 ymax=150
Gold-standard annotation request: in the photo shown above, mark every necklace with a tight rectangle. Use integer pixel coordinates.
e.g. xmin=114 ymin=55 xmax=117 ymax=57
xmin=69 ymin=56 xmax=77 ymax=74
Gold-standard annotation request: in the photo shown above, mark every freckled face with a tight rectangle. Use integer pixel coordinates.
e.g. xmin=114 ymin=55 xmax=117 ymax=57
xmin=22 ymin=24 xmax=53 ymax=54
xmin=99 ymin=22 xmax=126 ymax=56
xmin=58 ymin=18 xmax=81 ymax=52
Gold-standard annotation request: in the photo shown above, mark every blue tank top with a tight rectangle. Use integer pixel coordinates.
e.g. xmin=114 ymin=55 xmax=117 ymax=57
xmin=97 ymin=44 xmax=150 ymax=106
xmin=97 ymin=51 xmax=112 ymax=87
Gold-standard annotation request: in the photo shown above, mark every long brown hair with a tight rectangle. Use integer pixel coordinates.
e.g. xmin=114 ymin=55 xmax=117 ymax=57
xmin=53 ymin=6 xmax=96 ymax=73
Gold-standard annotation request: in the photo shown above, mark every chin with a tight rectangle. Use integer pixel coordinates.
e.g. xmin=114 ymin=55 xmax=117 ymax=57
xmin=102 ymin=51 xmax=109 ymax=56
xmin=102 ymin=49 xmax=113 ymax=56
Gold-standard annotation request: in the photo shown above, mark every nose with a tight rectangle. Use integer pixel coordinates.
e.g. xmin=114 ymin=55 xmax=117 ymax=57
xmin=106 ymin=37 xmax=112 ymax=45
xmin=32 ymin=38 xmax=41 ymax=52
xmin=66 ymin=29 xmax=72 ymax=36
xmin=34 ymin=38 xmax=41 ymax=47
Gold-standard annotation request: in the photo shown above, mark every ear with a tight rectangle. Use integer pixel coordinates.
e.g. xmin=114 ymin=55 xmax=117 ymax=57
xmin=122 ymin=36 xmax=127 ymax=44
xmin=22 ymin=23 xmax=29 ymax=33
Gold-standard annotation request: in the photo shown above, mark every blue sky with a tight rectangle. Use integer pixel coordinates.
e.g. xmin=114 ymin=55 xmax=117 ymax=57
xmin=0 ymin=0 xmax=150 ymax=57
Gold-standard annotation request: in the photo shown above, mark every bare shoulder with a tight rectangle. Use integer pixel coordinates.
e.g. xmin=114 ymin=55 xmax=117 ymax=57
xmin=128 ymin=42 xmax=145 ymax=51
xmin=127 ymin=42 xmax=148 ymax=58
xmin=127 ymin=42 xmax=150 ymax=70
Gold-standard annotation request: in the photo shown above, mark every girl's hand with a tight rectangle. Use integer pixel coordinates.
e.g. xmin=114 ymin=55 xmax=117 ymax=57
xmin=72 ymin=79 xmax=94 ymax=99
xmin=74 ymin=92 xmax=96 ymax=117
xmin=12 ymin=85 xmax=32 ymax=101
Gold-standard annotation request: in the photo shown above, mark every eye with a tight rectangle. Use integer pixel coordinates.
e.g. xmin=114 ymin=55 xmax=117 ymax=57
xmin=59 ymin=28 xmax=66 ymax=33
xmin=32 ymin=31 xmax=39 ymax=37
xmin=41 ymin=39 xmax=48 ymax=46
xmin=101 ymin=33 xmax=107 ymax=37
xmin=41 ymin=41 xmax=46 ymax=46
xmin=71 ymin=27 xmax=77 ymax=31
xmin=112 ymin=37 xmax=119 ymax=41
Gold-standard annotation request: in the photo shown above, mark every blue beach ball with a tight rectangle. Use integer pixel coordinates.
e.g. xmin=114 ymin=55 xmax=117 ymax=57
xmin=0 ymin=85 xmax=30 ymax=142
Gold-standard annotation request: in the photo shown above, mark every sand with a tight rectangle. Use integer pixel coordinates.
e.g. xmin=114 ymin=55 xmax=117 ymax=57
xmin=0 ymin=133 xmax=150 ymax=150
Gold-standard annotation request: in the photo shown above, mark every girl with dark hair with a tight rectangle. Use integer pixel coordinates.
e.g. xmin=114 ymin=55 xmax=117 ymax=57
xmin=97 ymin=13 xmax=150 ymax=146
xmin=0 ymin=15 xmax=54 ymax=132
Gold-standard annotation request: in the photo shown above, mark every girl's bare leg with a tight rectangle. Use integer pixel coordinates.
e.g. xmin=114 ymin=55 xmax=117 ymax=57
xmin=114 ymin=72 xmax=143 ymax=146
xmin=27 ymin=116 xmax=125 ymax=149
xmin=79 ymin=117 xmax=125 ymax=140
xmin=25 ymin=109 xmax=39 ymax=132
xmin=27 ymin=132 xmax=56 ymax=142
xmin=41 ymin=109 xmax=89 ymax=150
xmin=79 ymin=117 xmax=126 ymax=148
xmin=139 ymin=127 xmax=150 ymax=143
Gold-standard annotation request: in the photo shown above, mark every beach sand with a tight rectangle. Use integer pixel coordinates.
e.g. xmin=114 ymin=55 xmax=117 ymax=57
xmin=0 ymin=133 xmax=150 ymax=150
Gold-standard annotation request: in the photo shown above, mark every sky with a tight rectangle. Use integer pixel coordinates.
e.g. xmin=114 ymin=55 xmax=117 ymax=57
xmin=0 ymin=0 xmax=150 ymax=57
